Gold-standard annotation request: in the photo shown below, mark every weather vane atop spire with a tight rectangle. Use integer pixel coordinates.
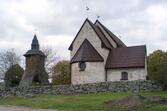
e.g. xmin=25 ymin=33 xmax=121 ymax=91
xmin=86 ymin=6 xmax=89 ymax=18
xmin=96 ymin=14 xmax=100 ymax=19
xmin=82 ymin=0 xmax=90 ymax=18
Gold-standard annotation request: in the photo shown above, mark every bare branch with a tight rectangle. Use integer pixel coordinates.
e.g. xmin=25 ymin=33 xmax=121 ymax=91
xmin=0 ymin=49 xmax=21 ymax=78
xmin=41 ymin=46 xmax=59 ymax=75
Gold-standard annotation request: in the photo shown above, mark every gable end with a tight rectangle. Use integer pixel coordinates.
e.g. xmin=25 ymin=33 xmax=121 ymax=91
xmin=68 ymin=19 xmax=89 ymax=50
xmin=69 ymin=19 xmax=113 ymax=51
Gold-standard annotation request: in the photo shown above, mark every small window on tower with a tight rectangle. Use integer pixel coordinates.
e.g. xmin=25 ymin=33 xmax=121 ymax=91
xmin=78 ymin=62 xmax=86 ymax=71
xmin=121 ymin=72 xmax=128 ymax=80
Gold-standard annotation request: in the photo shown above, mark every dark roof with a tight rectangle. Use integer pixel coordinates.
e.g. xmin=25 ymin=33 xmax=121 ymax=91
xmin=71 ymin=39 xmax=104 ymax=63
xmin=87 ymin=20 xmax=113 ymax=49
xmin=31 ymin=34 xmax=39 ymax=50
xmin=24 ymin=34 xmax=45 ymax=57
xmin=24 ymin=49 xmax=45 ymax=57
xmin=95 ymin=20 xmax=126 ymax=47
xmin=105 ymin=45 xmax=146 ymax=69
xmin=68 ymin=19 xmax=113 ymax=50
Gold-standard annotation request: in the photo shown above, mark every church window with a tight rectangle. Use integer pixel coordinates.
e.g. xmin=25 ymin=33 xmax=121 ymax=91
xmin=78 ymin=62 xmax=86 ymax=71
xmin=121 ymin=72 xmax=128 ymax=80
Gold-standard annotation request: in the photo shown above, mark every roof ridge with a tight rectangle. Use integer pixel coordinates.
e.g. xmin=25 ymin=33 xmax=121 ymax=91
xmin=94 ymin=20 xmax=126 ymax=47
xmin=112 ymin=45 xmax=146 ymax=50
xmin=96 ymin=25 xmax=114 ymax=48
xmin=87 ymin=20 xmax=113 ymax=49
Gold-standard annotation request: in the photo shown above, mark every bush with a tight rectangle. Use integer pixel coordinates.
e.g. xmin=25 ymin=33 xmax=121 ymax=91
xmin=52 ymin=60 xmax=70 ymax=85
xmin=52 ymin=74 xmax=70 ymax=85
xmin=4 ymin=64 xmax=24 ymax=87
xmin=148 ymin=50 xmax=167 ymax=89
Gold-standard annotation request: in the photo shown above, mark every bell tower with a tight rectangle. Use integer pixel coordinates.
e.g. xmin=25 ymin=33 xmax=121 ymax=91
xmin=19 ymin=35 xmax=49 ymax=87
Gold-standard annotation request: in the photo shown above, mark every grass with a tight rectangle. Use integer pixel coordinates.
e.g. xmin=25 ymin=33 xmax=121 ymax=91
xmin=0 ymin=91 xmax=166 ymax=111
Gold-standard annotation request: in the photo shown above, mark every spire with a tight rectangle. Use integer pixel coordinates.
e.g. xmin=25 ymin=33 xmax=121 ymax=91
xmin=31 ymin=34 xmax=39 ymax=50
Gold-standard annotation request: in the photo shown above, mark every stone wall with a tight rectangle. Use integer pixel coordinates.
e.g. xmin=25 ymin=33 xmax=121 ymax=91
xmin=0 ymin=80 xmax=162 ymax=97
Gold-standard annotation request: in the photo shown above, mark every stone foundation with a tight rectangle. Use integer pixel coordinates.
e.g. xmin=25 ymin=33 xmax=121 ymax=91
xmin=0 ymin=80 xmax=162 ymax=97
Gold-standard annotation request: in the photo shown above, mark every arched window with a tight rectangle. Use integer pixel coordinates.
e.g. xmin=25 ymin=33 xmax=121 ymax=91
xmin=121 ymin=72 xmax=128 ymax=80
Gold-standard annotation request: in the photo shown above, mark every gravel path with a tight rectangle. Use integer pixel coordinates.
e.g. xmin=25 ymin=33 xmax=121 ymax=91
xmin=0 ymin=105 xmax=58 ymax=111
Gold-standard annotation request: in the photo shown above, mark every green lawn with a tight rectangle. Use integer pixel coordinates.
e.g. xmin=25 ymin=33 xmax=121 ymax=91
xmin=0 ymin=91 xmax=166 ymax=111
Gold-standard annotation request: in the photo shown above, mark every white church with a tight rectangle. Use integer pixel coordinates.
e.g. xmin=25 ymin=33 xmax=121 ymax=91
xmin=69 ymin=19 xmax=147 ymax=84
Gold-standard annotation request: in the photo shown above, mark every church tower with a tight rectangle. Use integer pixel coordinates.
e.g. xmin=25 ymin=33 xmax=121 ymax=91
xmin=19 ymin=35 xmax=49 ymax=87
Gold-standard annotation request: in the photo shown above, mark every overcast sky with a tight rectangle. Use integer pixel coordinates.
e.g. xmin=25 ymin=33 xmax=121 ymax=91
xmin=0 ymin=0 xmax=167 ymax=60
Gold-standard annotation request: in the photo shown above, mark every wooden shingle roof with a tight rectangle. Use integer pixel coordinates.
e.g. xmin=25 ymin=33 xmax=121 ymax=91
xmin=71 ymin=39 xmax=104 ymax=63
xmin=105 ymin=45 xmax=146 ymax=69
xmin=87 ymin=20 xmax=113 ymax=49
xmin=95 ymin=20 xmax=126 ymax=47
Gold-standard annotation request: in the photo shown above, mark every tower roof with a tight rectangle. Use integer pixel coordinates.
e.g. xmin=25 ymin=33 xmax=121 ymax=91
xmin=24 ymin=34 xmax=45 ymax=57
xmin=31 ymin=34 xmax=39 ymax=50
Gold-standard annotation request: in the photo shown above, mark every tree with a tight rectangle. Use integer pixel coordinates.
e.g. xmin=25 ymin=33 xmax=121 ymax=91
xmin=0 ymin=49 xmax=21 ymax=78
xmin=148 ymin=50 xmax=167 ymax=89
xmin=41 ymin=46 xmax=58 ymax=75
xmin=4 ymin=64 xmax=24 ymax=87
xmin=52 ymin=60 xmax=70 ymax=85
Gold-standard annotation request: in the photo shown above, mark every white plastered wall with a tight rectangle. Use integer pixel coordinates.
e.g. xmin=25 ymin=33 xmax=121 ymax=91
xmin=71 ymin=62 xmax=105 ymax=84
xmin=107 ymin=68 xmax=147 ymax=81
xmin=70 ymin=21 xmax=109 ymax=84
xmin=106 ymin=56 xmax=148 ymax=81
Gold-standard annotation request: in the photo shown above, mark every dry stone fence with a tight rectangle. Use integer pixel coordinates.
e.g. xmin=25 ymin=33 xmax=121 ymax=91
xmin=0 ymin=80 xmax=162 ymax=97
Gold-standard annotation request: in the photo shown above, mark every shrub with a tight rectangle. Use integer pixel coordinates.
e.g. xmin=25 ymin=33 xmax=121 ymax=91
xmin=52 ymin=60 xmax=70 ymax=85
xmin=148 ymin=50 xmax=167 ymax=89
xmin=4 ymin=64 xmax=24 ymax=87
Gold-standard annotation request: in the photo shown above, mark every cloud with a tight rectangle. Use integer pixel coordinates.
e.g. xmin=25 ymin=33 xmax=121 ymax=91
xmin=100 ymin=1 xmax=167 ymax=53
xmin=0 ymin=0 xmax=167 ymax=60
xmin=40 ymin=34 xmax=73 ymax=60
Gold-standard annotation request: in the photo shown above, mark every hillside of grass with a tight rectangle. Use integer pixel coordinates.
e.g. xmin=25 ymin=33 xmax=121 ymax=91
xmin=0 ymin=91 xmax=166 ymax=111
